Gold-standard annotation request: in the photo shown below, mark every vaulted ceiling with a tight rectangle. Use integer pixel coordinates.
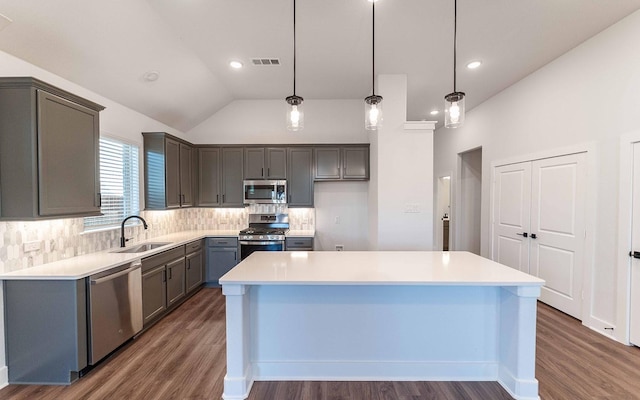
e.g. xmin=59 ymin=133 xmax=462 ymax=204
xmin=0 ymin=0 xmax=639 ymax=132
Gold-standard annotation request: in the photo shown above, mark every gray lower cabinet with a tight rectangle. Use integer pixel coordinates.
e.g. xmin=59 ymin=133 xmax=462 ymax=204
xmin=0 ymin=77 xmax=104 ymax=220
xmin=4 ymin=279 xmax=87 ymax=384
xmin=206 ymin=237 xmax=239 ymax=286
xmin=285 ymin=237 xmax=314 ymax=251
xmin=185 ymin=240 xmax=204 ymax=293
xmin=141 ymin=246 xmax=186 ymax=327
xmin=166 ymin=257 xmax=186 ymax=307
xmin=287 ymin=147 xmax=314 ymax=207
xmin=314 ymin=146 xmax=370 ymax=181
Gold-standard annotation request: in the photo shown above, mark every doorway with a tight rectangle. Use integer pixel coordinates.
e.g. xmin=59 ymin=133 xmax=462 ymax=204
xmin=458 ymin=148 xmax=482 ymax=255
xmin=436 ymin=175 xmax=451 ymax=251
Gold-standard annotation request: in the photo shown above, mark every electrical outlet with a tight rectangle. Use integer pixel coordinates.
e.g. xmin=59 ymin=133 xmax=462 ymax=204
xmin=23 ymin=241 xmax=41 ymax=252
xmin=335 ymin=245 xmax=344 ymax=251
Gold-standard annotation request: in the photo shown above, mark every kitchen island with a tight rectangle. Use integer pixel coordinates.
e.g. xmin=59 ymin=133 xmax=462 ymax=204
xmin=220 ymin=251 xmax=544 ymax=400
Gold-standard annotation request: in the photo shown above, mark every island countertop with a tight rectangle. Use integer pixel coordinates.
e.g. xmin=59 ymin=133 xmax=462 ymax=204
xmin=219 ymin=251 xmax=545 ymax=286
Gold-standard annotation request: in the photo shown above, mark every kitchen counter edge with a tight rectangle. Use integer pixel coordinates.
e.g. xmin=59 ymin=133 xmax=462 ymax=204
xmin=0 ymin=230 xmax=239 ymax=281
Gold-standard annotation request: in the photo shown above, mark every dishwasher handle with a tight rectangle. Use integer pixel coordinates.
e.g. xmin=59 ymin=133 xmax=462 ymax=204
xmin=90 ymin=263 xmax=142 ymax=285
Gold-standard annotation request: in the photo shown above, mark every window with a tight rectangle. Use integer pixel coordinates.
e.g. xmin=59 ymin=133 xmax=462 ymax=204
xmin=84 ymin=136 xmax=140 ymax=230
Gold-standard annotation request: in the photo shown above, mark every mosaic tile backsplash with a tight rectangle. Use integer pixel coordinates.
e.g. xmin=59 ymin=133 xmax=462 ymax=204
xmin=0 ymin=205 xmax=314 ymax=273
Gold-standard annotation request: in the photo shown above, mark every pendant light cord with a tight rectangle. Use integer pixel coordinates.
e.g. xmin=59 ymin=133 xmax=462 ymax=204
xmin=372 ymin=2 xmax=376 ymax=96
xmin=293 ymin=0 xmax=297 ymax=96
xmin=453 ymin=0 xmax=457 ymax=92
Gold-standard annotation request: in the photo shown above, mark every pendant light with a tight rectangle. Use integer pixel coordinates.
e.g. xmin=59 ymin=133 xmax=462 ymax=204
xmin=286 ymin=0 xmax=304 ymax=131
xmin=364 ymin=0 xmax=382 ymax=131
xmin=444 ymin=0 xmax=465 ymax=128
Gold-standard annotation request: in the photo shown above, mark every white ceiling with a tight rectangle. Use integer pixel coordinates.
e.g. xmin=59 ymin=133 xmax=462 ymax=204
xmin=0 ymin=0 xmax=639 ymax=132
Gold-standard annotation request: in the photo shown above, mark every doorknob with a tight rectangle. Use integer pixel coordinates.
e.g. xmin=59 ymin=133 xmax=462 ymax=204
xmin=630 ymin=251 xmax=640 ymax=259
xmin=530 ymin=233 xmax=537 ymax=239
xmin=516 ymin=232 xmax=528 ymax=238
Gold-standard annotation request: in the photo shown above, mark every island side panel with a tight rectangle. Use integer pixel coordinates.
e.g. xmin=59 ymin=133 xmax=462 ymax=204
xmin=222 ymin=284 xmax=253 ymax=400
xmin=498 ymin=285 xmax=541 ymax=400
xmin=248 ymin=284 xmax=501 ymax=380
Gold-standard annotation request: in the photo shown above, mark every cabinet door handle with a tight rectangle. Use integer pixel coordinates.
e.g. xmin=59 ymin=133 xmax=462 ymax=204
xmin=168 ymin=267 xmax=172 ymax=280
xmin=223 ymin=194 xmax=225 ymax=202
xmin=261 ymin=167 xmax=264 ymax=177
xmin=163 ymin=270 xmax=167 ymax=283
xmin=97 ymin=192 xmax=102 ymax=207
xmin=217 ymin=194 xmax=219 ymax=203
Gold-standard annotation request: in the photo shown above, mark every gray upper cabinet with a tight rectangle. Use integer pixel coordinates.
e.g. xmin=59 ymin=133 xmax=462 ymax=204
xmin=314 ymin=146 xmax=369 ymax=181
xmin=342 ymin=146 xmax=369 ymax=180
xmin=143 ymin=132 xmax=193 ymax=210
xmin=197 ymin=147 xmax=221 ymax=206
xmin=314 ymin=148 xmax=341 ymax=180
xmin=287 ymin=147 xmax=314 ymax=207
xmin=0 ymin=77 xmax=104 ymax=220
xmin=221 ymin=147 xmax=244 ymax=206
xmin=244 ymin=147 xmax=286 ymax=179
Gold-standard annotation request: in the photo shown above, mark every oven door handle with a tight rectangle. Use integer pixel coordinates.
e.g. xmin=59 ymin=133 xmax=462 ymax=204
xmin=239 ymin=240 xmax=284 ymax=246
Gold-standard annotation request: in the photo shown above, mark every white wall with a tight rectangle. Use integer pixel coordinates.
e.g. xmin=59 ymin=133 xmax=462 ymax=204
xmin=314 ymin=182 xmax=369 ymax=251
xmin=458 ymin=148 xmax=482 ymax=255
xmin=433 ymin=10 xmax=640 ymax=343
xmin=188 ymin=99 xmax=368 ymax=144
xmin=368 ymin=75 xmax=435 ymax=251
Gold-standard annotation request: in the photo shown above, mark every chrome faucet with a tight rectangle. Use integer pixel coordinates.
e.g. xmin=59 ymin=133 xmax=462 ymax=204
xmin=120 ymin=215 xmax=148 ymax=247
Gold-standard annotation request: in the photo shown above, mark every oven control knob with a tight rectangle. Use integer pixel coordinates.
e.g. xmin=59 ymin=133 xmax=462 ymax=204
xmin=259 ymin=235 xmax=264 ymax=239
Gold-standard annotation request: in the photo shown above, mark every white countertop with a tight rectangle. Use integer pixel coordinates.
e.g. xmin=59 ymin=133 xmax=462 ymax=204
xmin=286 ymin=230 xmax=315 ymax=237
xmin=219 ymin=251 xmax=545 ymax=286
xmin=0 ymin=230 xmax=239 ymax=280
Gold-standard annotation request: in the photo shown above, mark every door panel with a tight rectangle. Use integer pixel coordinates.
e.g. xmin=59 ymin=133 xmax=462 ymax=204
xmin=492 ymin=162 xmax=531 ymax=273
xmin=630 ymin=142 xmax=640 ymax=345
xmin=529 ymin=153 xmax=586 ymax=319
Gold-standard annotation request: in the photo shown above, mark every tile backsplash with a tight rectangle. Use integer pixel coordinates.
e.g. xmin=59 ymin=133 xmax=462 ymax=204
xmin=0 ymin=206 xmax=314 ymax=273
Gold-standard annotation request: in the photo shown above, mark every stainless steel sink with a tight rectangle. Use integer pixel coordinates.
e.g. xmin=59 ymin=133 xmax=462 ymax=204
xmin=112 ymin=242 xmax=171 ymax=254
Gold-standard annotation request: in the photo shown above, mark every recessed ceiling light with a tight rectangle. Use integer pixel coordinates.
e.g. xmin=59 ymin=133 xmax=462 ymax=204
xmin=430 ymin=110 xmax=439 ymax=116
xmin=466 ymin=60 xmax=482 ymax=69
xmin=143 ymin=71 xmax=159 ymax=82
xmin=229 ymin=61 xmax=243 ymax=69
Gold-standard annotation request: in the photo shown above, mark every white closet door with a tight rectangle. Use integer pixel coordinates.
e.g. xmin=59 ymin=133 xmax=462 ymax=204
xmin=529 ymin=153 xmax=586 ymax=319
xmin=630 ymin=143 xmax=640 ymax=345
xmin=492 ymin=162 xmax=532 ymax=273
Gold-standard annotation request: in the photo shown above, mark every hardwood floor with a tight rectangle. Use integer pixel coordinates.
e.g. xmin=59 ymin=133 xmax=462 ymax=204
xmin=0 ymin=288 xmax=639 ymax=400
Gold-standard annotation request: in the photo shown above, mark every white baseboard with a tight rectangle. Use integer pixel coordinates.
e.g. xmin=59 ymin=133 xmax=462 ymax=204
xmin=0 ymin=365 xmax=8 ymax=389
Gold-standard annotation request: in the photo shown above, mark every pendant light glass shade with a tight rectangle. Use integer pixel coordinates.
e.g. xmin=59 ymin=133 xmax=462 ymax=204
xmin=444 ymin=0 xmax=465 ymax=129
xmin=364 ymin=1 xmax=382 ymax=131
xmin=286 ymin=0 xmax=303 ymax=131
xmin=444 ymin=91 xmax=465 ymax=128
xmin=365 ymin=95 xmax=383 ymax=130
xmin=286 ymin=95 xmax=304 ymax=131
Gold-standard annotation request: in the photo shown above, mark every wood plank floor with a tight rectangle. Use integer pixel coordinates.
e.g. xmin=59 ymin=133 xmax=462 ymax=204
xmin=0 ymin=288 xmax=639 ymax=399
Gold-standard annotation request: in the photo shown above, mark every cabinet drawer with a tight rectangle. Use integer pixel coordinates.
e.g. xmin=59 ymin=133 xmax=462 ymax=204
xmin=285 ymin=237 xmax=314 ymax=250
xmin=208 ymin=237 xmax=238 ymax=247
xmin=185 ymin=239 xmax=203 ymax=254
xmin=141 ymin=246 xmax=185 ymax=273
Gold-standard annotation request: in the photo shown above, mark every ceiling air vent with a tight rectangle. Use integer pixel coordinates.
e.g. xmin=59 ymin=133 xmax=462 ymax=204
xmin=251 ymin=58 xmax=281 ymax=66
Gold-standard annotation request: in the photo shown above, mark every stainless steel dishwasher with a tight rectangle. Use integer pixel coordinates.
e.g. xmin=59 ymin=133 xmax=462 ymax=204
xmin=88 ymin=260 xmax=143 ymax=364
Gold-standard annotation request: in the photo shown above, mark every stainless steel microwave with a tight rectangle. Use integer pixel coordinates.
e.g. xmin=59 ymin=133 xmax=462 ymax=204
xmin=243 ymin=180 xmax=287 ymax=204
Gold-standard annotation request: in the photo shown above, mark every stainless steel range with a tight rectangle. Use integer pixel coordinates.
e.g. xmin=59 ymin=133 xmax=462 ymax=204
xmin=239 ymin=214 xmax=289 ymax=260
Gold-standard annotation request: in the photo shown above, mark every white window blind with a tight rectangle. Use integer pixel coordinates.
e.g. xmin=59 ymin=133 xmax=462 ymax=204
xmin=84 ymin=136 xmax=140 ymax=230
